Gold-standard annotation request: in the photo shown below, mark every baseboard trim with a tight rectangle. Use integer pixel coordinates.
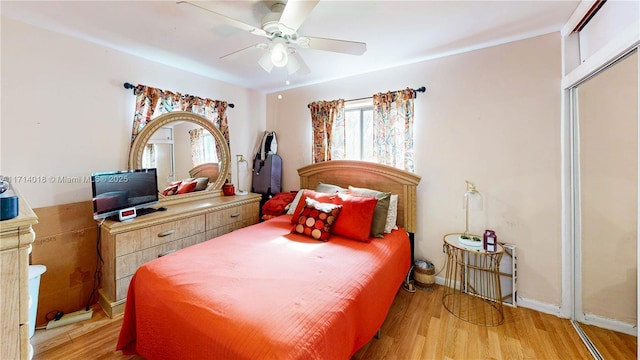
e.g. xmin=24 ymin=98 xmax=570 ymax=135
xmin=516 ymin=296 xmax=563 ymax=317
xmin=581 ymin=313 xmax=638 ymax=336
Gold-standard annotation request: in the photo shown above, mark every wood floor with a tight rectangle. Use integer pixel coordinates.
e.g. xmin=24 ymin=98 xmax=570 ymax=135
xmin=31 ymin=284 xmax=636 ymax=359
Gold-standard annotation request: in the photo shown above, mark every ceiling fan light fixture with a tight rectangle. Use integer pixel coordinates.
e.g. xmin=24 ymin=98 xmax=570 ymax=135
xmin=286 ymin=53 xmax=300 ymax=74
xmin=270 ymin=38 xmax=288 ymax=67
xmin=258 ymin=52 xmax=274 ymax=72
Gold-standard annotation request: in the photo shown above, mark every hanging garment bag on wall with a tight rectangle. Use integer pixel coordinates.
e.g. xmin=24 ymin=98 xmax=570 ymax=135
xmin=252 ymin=131 xmax=281 ymax=196
xmin=258 ymin=131 xmax=278 ymax=160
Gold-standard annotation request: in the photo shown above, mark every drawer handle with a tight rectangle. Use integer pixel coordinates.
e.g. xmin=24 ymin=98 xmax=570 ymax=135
xmin=158 ymin=249 xmax=176 ymax=257
xmin=157 ymin=230 xmax=176 ymax=237
xmin=230 ymin=212 xmax=241 ymax=218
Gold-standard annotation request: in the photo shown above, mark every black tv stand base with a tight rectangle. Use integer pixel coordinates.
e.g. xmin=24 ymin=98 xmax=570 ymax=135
xmin=136 ymin=207 xmax=158 ymax=216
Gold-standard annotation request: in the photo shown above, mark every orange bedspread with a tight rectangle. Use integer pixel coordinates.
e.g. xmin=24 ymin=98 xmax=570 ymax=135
xmin=117 ymin=215 xmax=410 ymax=359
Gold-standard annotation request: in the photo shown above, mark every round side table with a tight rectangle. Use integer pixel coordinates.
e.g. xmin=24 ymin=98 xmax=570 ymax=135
xmin=442 ymin=233 xmax=505 ymax=326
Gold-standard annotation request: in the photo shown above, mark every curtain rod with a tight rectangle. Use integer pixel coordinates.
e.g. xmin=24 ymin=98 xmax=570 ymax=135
xmin=123 ymin=82 xmax=235 ymax=108
xmin=307 ymin=86 xmax=426 ymax=108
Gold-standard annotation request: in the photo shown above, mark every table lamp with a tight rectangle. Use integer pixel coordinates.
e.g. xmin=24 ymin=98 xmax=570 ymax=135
xmin=235 ymin=154 xmax=248 ymax=196
xmin=459 ymin=180 xmax=483 ymax=246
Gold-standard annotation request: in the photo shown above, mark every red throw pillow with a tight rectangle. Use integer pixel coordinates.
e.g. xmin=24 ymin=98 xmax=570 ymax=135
xmin=162 ymin=184 xmax=179 ymax=196
xmin=262 ymin=191 xmax=298 ymax=216
xmin=176 ymin=180 xmax=197 ymax=194
xmin=331 ymin=193 xmax=378 ymax=242
xmin=291 ymin=198 xmax=342 ymax=241
xmin=290 ymin=189 xmax=336 ymax=224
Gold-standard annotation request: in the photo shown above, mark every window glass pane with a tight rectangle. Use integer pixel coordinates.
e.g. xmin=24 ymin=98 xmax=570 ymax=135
xmin=142 ymin=144 xmax=156 ymax=168
xmin=344 ymin=110 xmax=361 ymax=159
xmin=203 ymin=132 xmax=218 ymax=163
xmin=362 ymin=109 xmax=374 ymax=161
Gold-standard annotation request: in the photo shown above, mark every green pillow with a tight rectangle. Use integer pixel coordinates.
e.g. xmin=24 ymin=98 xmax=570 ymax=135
xmin=348 ymin=185 xmax=391 ymax=238
xmin=315 ymin=182 xmax=347 ymax=194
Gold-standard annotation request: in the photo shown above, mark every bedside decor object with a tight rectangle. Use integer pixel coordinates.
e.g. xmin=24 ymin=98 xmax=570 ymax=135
xmin=235 ymin=154 xmax=248 ymax=196
xmin=484 ymin=229 xmax=497 ymax=252
xmin=459 ymin=180 xmax=483 ymax=246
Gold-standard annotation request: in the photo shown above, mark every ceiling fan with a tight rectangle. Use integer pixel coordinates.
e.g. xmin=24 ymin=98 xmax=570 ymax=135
xmin=178 ymin=1 xmax=367 ymax=75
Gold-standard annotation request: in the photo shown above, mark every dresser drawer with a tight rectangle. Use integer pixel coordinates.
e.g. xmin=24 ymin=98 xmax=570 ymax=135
xmin=205 ymin=202 xmax=259 ymax=238
xmin=115 ymin=232 xmax=207 ymax=299
xmin=115 ymin=215 xmax=206 ymax=256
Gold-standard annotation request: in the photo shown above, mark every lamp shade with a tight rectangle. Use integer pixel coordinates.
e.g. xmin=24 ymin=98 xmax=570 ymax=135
xmin=463 ymin=184 xmax=483 ymax=211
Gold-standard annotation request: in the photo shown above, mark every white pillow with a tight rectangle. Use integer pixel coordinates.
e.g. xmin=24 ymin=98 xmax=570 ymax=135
xmin=384 ymin=194 xmax=399 ymax=233
xmin=286 ymin=189 xmax=305 ymax=215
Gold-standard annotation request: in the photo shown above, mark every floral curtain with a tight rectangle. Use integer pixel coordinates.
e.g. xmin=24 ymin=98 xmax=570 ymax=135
xmin=308 ymin=99 xmax=344 ymax=163
xmin=372 ymin=88 xmax=415 ymax=172
xmin=129 ymin=84 xmax=230 ymax=151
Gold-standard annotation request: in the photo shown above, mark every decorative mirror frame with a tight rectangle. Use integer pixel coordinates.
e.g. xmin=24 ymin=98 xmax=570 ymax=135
xmin=128 ymin=111 xmax=230 ymax=203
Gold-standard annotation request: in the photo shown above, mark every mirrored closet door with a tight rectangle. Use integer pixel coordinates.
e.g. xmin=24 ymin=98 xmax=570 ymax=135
xmin=572 ymin=48 xmax=638 ymax=359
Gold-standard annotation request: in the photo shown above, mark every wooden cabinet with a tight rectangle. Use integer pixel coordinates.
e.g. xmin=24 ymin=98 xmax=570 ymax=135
xmin=98 ymin=194 xmax=261 ymax=317
xmin=0 ymin=188 xmax=38 ymax=360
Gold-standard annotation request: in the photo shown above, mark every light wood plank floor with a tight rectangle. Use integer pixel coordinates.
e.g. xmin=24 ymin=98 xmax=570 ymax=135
xmin=32 ymin=284 xmax=636 ymax=359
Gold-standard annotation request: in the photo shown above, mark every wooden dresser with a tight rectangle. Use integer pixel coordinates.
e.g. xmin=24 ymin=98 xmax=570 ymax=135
xmin=98 ymin=193 xmax=261 ymax=317
xmin=0 ymin=187 xmax=38 ymax=360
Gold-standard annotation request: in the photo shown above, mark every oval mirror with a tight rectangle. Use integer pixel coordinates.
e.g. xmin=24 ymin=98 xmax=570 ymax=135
xmin=129 ymin=111 xmax=231 ymax=202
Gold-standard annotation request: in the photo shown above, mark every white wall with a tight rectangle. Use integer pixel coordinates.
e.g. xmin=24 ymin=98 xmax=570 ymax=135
xmin=267 ymin=33 xmax=563 ymax=307
xmin=0 ymin=17 xmax=266 ymax=208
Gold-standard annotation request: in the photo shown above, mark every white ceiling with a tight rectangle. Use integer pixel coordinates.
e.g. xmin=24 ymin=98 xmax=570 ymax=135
xmin=1 ymin=1 xmax=580 ymax=93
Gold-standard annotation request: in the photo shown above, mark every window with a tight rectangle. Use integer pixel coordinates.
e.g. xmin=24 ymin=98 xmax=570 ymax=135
xmin=190 ymin=128 xmax=218 ymax=166
xmin=332 ymin=104 xmax=374 ymax=161
xmin=310 ymin=88 xmax=417 ymax=172
xmin=201 ymin=132 xmax=218 ymax=164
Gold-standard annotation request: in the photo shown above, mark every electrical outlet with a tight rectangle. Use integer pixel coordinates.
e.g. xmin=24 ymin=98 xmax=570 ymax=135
xmin=46 ymin=309 xmax=93 ymax=329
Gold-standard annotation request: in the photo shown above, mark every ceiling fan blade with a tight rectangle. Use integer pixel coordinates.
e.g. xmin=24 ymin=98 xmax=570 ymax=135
xmin=178 ymin=1 xmax=268 ymax=37
xmin=304 ymin=36 xmax=367 ymax=55
xmin=219 ymin=43 xmax=268 ymax=60
xmin=278 ymin=0 xmax=319 ymax=35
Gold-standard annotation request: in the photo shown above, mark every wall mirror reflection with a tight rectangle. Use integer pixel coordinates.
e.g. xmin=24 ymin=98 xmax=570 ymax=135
xmin=129 ymin=111 xmax=230 ymax=202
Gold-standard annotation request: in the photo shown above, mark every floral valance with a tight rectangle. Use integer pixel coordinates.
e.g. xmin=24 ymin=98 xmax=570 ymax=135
xmin=129 ymin=84 xmax=229 ymax=148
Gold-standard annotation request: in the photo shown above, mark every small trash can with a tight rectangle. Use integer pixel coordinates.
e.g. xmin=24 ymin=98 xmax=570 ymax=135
xmin=414 ymin=259 xmax=435 ymax=288
xmin=28 ymin=265 xmax=47 ymax=338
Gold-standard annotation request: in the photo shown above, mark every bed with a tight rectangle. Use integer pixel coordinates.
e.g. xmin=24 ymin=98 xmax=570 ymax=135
xmin=117 ymin=160 xmax=421 ymax=359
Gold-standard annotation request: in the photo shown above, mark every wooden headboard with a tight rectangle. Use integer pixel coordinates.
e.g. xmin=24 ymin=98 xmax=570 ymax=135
xmin=297 ymin=160 xmax=422 ymax=233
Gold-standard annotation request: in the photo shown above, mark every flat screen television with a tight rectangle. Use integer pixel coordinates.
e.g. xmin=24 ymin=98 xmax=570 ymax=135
xmin=91 ymin=168 xmax=159 ymax=220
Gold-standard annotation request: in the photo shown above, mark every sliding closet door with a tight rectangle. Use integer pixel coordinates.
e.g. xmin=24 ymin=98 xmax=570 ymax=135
xmin=576 ymin=50 xmax=638 ymax=352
